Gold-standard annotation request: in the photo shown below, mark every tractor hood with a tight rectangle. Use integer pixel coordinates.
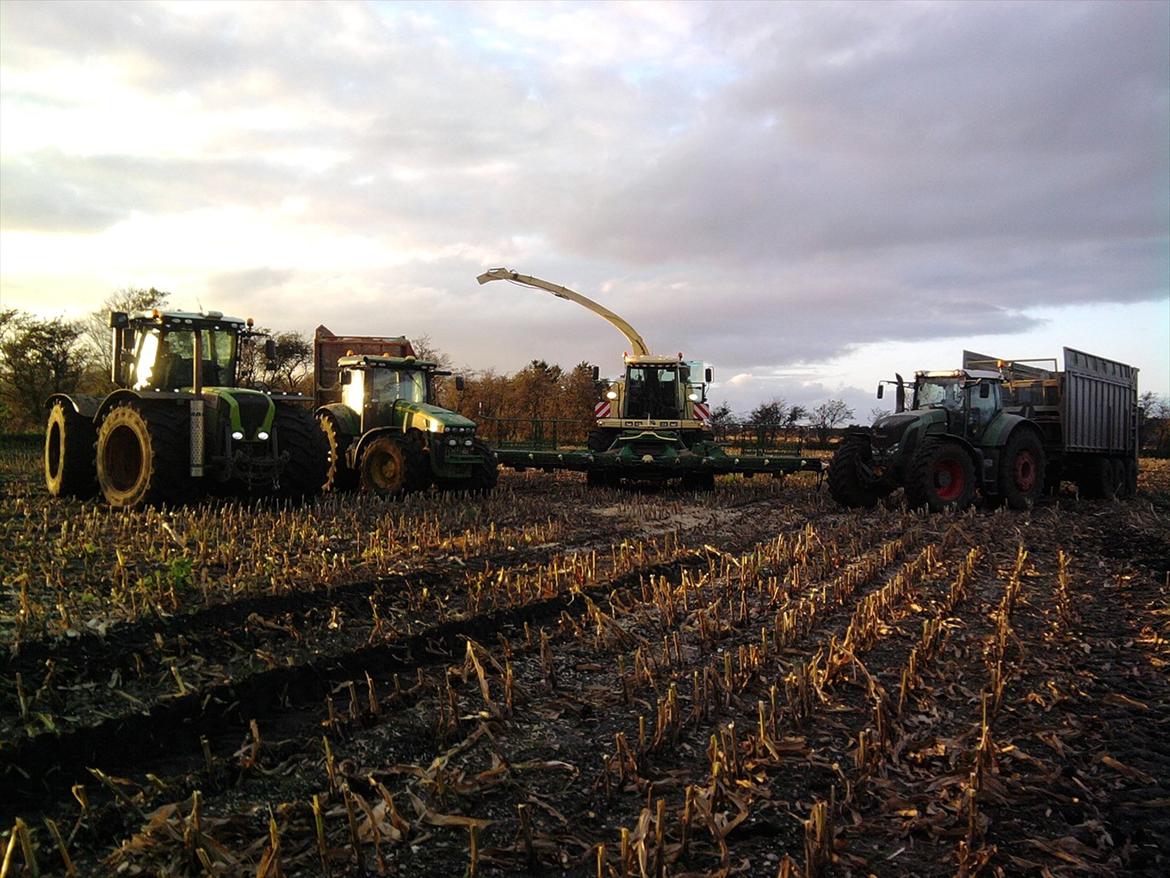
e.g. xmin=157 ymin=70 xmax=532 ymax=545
xmin=204 ymin=387 xmax=276 ymax=440
xmin=397 ymin=402 xmax=477 ymax=434
xmin=871 ymin=411 xmax=934 ymax=452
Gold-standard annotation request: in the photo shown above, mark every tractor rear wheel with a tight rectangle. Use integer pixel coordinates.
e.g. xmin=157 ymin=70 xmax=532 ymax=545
xmin=827 ymin=435 xmax=884 ymax=508
xmin=275 ymin=406 xmax=329 ymax=500
xmin=998 ymin=430 xmax=1045 ymax=510
xmin=44 ymin=401 xmax=97 ymax=499
xmin=96 ymin=402 xmax=190 ymax=508
xmin=318 ymin=414 xmax=358 ymax=492
xmin=906 ymin=439 xmax=976 ymax=512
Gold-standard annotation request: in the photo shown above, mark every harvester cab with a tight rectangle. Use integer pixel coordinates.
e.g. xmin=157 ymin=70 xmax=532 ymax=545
xmin=312 ymin=328 xmax=496 ymax=496
xmin=45 ymin=307 xmax=327 ymax=507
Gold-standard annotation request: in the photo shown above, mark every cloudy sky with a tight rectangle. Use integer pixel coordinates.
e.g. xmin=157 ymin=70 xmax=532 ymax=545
xmin=2 ymin=0 xmax=1167 ymax=416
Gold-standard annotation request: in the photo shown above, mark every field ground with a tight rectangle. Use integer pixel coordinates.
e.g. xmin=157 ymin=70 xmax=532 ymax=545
xmin=1 ymin=439 xmax=1167 ymax=877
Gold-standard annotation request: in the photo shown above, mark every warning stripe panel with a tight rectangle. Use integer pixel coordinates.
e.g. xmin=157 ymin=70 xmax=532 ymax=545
xmin=692 ymin=402 xmax=711 ymax=423
xmin=594 ymin=400 xmax=612 ymax=419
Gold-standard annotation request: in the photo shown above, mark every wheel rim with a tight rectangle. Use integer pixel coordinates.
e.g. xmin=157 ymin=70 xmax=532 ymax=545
xmin=1013 ymin=450 xmax=1037 ymax=492
xmin=367 ymin=445 xmax=402 ymax=491
xmin=47 ymin=420 xmax=63 ymax=481
xmin=932 ymin=458 xmax=965 ymax=501
xmin=104 ymin=424 xmax=144 ymax=492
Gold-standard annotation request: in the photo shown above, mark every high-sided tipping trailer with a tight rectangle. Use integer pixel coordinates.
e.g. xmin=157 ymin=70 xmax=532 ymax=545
xmin=476 ymin=268 xmax=822 ymax=488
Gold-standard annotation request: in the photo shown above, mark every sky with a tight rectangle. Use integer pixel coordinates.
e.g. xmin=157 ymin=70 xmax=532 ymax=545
xmin=1 ymin=0 xmax=1167 ymax=418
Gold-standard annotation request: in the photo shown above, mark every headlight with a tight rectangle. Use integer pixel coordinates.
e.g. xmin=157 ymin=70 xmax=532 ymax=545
xmin=428 ymin=421 xmax=440 ymax=432
xmin=231 ymin=430 xmax=244 ymax=441
xmin=257 ymin=430 xmax=269 ymax=441
xmin=448 ymin=438 xmax=456 ymax=446
xmin=687 ymin=392 xmax=699 ymax=402
xmin=606 ymin=390 xmax=618 ymax=400
xmin=464 ymin=439 xmax=473 ymax=446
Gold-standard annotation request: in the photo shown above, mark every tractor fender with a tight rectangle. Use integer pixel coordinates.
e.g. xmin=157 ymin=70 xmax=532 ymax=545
xmin=315 ymin=403 xmax=361 ymax=438
xmin=93 ymin=389 xmax=193 ymax=422
xmin=981 ymin=412 xmax=1040 ymax=448
xmin=46 ymin=392 xmax=102 ymax=421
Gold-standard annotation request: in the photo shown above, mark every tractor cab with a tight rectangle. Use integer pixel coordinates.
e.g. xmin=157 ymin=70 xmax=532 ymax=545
xmin=111 ymin=309 xmax=271 ymax=392
xmin=336 ymin=354 xmax=474 ymax=436
xmin=911 ymin=369 xmax=1003 ymax=439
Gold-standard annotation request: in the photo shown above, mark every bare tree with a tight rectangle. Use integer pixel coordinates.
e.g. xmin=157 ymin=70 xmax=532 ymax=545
xmin=81 ymin=287 xmax=169 ymax=391
xmin=810 ymin=399 xmax=855 ymax=446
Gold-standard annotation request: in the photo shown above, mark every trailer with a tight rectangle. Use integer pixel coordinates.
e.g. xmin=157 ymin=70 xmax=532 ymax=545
xmin=962 ymin=348 xmax=1139 ymax=498
xmin=827 ymin=346 xmax=1139 ymax=512
xmin=477 ymin=268 xmax=822 ymax=488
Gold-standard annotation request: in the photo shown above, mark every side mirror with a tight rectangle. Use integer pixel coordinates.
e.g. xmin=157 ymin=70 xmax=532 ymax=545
xmin=704 ymin=367 xmax=713 ymax=383
xmin=455 ymin=375 xmax=465 ymax=391
xmin=264 ymin=337 xmax=277 ymax=370
xmin=109 ymin=311 xmax=128 ymax=329
xmin=339 ymin=371 xmax=352 ymax=386
xmin=877 ymin=384 xmax=884 ymax=400
xmin=591 ymin=365 xmax=600 ymax=381
xmin=979 ymin=383 xmax=991 ymax=399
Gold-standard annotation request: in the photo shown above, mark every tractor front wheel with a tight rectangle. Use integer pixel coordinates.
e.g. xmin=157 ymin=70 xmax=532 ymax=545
xmin=44 ymin=401 xmax=97 ymax=499
xmin=998 ymin=430 xmax=1045 ymax=510
xmin=906 ymin=440 xmax=976 ymax=513
xmin=827 ymin=435 xmax=885 ymax=508
xmin=96 ymin=402 xmax=190 ymax=508
xmin=468 ymin=441 xmax=499 ymax=494
xmin=359 ymin=433 xmax=429 ymax=496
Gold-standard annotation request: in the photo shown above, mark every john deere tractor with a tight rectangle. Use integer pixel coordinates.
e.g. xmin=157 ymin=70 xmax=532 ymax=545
xmin=313 ymin=341 xmax=497 ymax=496
xmin=828 ymin=368 xmax=1046 ymax=512
xmin=44 ymin=308 xmax=328 ymax=508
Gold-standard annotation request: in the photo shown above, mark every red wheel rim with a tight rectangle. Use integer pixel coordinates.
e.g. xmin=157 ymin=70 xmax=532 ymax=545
xmin=933 ymin=458 xmax=965 ymax=501
xmin=1013 ymin=450 xmax=1036 ymax=492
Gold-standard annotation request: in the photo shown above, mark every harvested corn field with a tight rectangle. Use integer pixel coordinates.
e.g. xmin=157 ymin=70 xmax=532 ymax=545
xmin=1 ymin=440 xmax=1168 ymax=877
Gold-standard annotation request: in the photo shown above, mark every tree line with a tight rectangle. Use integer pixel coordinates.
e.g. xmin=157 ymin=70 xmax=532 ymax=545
xmin=3 ymin=290 xmax=1168 ymax=455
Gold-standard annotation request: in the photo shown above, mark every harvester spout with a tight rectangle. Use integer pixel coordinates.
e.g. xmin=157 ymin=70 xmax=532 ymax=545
xmin=477 ymin=267 xmax=651 ymax=357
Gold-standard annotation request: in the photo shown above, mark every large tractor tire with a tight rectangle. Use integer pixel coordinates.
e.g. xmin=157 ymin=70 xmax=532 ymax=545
xmin=468 ymin=441 xmax=499 ymax=494
xmin=827 ymin=435 xmax=884 ymax=508
xmin=998 ymin=430 xmax=1046 ymax=510
xmin=905 ymin=439 xmax=976 ymax=513
xmin=275 ymin=406 xmax=329 ymax=500
xmin=359 ymin=433 xmax=428 ymax=496
xmin=96 ymin=402 xmax=190 ymax=508
xmin=317 ymin=413 xmax=358 ymax=492
xmin=44 ymin=401 xmax=97 ymax=499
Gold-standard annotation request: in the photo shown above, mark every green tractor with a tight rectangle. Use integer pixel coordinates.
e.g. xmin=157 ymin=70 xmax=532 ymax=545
xmin=44 ymin=308 xmax=328 ymax=508
xmin=828 ymin=368 xmax=1046 ymax=512
xmin=313 ymin=329 xmax=497 ymax=495
xmin=828 ymin=347 xmax=1139 ymax=512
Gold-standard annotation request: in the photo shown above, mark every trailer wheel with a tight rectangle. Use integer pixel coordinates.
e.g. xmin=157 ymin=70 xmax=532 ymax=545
xmin=318 ymin=413 xmax=358 ymax=492
xmin=468 ymin=441 xmax=499 ymax=494
xmin=275 ymin=406 xmax=329 ymax=500
xmin=906 ymin=439 xmax=976 ymax=512
xmin=96 ymin=402 xmax=190 ymax=508
xmin=1080 ymin=458 xmax=1119 ymax=500
xmin=44 ymin=401 xmax=97 ymax=499
xmin=999 ymin=430 xmax=1046 ymax=510
xmin=1123 ymin=459 xmax=1138 ymax=498
xmin=827 ymin=435 xmax=885 ymax=508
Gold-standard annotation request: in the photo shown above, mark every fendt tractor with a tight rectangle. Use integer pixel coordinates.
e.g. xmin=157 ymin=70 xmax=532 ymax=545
xmin=476 ymin=268 xmax=821 ymax=488
xmin=312 ymin=327 xmax=498 ymax=495
xmin=828 ymin=347 xmax=1139 ymax=512
xmin=45 ymin=309 xmax=328 ymax=508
